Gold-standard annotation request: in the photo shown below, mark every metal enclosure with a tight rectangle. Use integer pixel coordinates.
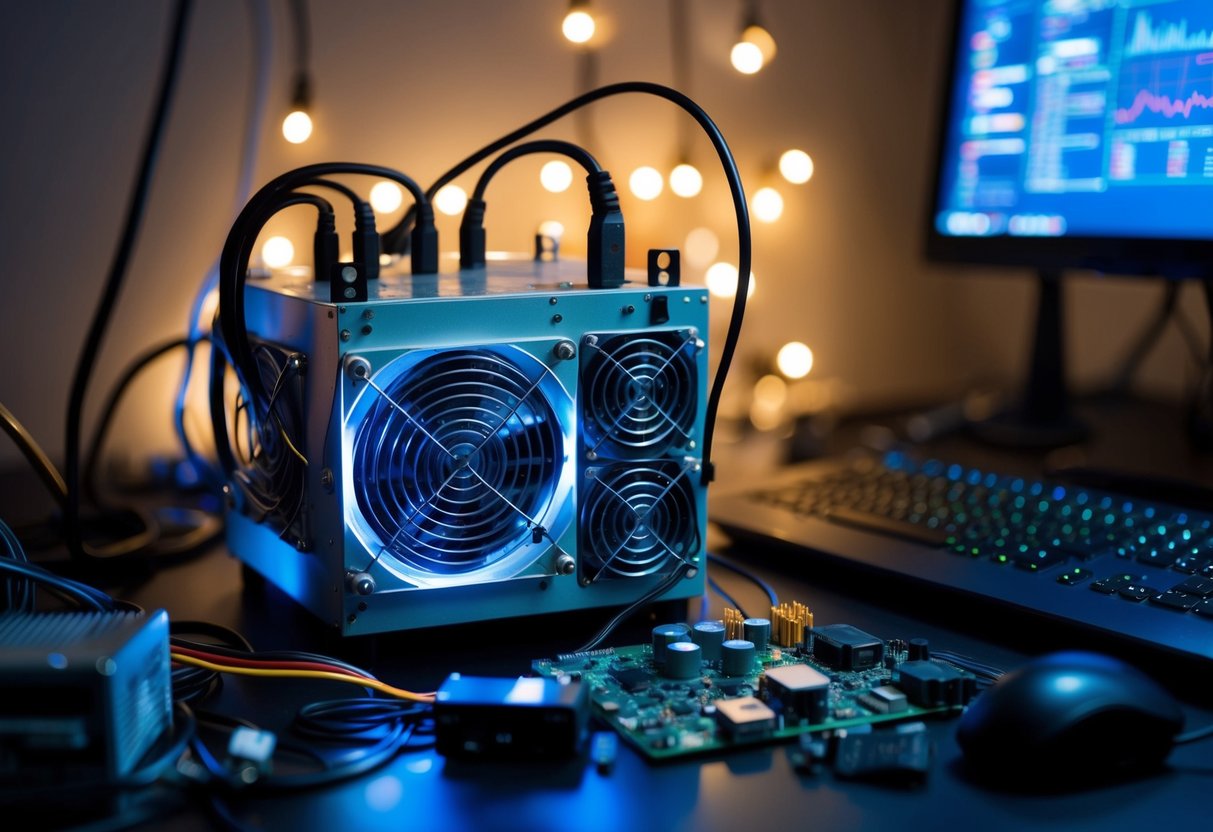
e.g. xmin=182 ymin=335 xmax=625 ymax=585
xmin=228 ymin=255 xmax=709 ymax=635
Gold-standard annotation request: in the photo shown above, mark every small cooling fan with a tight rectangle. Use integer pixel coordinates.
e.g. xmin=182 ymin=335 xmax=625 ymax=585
xmin=580 ymin=331 xmax=699 ymax=459
xmin=580 ymin=461 xmax=700 ymax=581
xmin=344 ymin=346 xmax=575 ymax=588
xmin=578 ymin=329 xmax=703 ymax=582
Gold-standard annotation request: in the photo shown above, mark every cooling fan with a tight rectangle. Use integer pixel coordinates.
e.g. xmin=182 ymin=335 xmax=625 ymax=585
xmin=578 ymin=331 xmax=702 ymax=584
xmin=344 ymin=345 xmax=575 ymax=588
xmin=225 ymin=256 xmax=708 ymax=635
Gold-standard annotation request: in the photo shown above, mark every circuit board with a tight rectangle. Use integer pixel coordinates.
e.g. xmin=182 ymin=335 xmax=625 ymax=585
xmin=532 ymin=623 xmax=976 ymax=762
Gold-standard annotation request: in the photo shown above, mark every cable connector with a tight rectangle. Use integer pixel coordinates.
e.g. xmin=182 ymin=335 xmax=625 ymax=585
xmin=411 ymin=203 xmax=439 ymax=275
xmin=459 ymin=198 xmax=487 ymax=268
xmin=312 ymin=208 xmax=339 ymax=283
xmin=352 ymin=202 xmax=381 ymax=280
xmin=587 ymin=170 xmax=624 ymax=289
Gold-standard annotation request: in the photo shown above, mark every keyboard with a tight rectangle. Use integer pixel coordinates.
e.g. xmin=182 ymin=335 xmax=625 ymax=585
xmin=710 ymin=450 xmax=1213 ymax=665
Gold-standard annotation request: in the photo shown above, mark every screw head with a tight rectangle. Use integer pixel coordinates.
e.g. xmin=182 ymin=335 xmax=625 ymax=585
xmin=553 ymin=340 xmax=576 ymax=361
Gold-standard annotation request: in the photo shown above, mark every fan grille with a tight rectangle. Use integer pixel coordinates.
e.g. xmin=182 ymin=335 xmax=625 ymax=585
xmin=581 ymin=332 xmax=697 ymax=458
xmin=349 ymin=348 xmax=569 ymax=580
xmin=580 ymin=461 xmax=699 ymax=581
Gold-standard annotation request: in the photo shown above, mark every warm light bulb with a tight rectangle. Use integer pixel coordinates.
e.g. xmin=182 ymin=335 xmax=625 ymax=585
xmin=540 ymin=160 xmax=574 ymax=193
xmin=369 ymin=181 xmax=403 ymax=214
xmin=752 ymin=187 xmax=784 ymax=223
xmin=281 ymin=110 xmax=313 ymax=144
xmin=743 ymin=25 xmax=777 ymax=62
xmin=779 ymin=149 xmax=814 ymax=184
xmin=261 ymin=236 xmax=294 ymax=268
xmin=434 ymin=184 xmax=469 ymax=216
xmin=684 ymin=227 xmax=719 ymax=268
xmin=705 ymin=263 xmax=756 ymax=299
xmin=730 ymin=41 xmax=764 ymax=74
xmin=669 ymin=163 xmax=703 ymax=198
xmin=629 ymin=166 xmax=664 ymax=201
xmin=538 ymin=220 xmax=565 ymax=241
xmin=562 ymin=9 xmax=595 ymax=43
xmin=776 ymin=341 xmax=814 ymax=379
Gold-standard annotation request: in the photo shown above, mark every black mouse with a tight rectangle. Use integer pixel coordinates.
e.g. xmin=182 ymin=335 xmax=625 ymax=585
xmin=956 ymin=651 xmax=1184 ymax=785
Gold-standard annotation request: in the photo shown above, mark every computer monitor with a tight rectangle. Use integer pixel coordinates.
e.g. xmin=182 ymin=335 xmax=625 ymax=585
xmin=925 ymin=0 xmax=1213 ymax=444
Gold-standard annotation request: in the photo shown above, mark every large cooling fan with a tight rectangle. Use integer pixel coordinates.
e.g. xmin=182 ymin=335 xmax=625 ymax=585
xmin=580 ymin=461 xmax=699 ymax=582
xmin=581 ymin=331 xmax=698 ymax=459
xmin=346 ymin=346 xmax=574 ymax=587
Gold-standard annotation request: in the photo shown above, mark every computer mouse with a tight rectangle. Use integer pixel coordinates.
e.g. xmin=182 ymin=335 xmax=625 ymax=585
xmin=956 ymin=651 xmax=1184 ymax=785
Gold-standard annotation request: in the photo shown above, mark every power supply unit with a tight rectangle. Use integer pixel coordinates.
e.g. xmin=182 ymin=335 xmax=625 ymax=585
xmin=226 ymin=253 xmax=709 ymax=635
xmin=0 ymin=610 xmax=173 ymax=785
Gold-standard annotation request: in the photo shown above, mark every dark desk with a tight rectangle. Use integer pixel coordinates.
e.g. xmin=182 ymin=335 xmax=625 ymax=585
xmin=22 ymin=396 xmax=1213 ymax=830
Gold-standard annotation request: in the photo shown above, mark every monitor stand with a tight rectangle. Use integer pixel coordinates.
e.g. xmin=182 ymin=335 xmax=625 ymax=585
xmin=971 ymin=269 xmax=1089 ymax=448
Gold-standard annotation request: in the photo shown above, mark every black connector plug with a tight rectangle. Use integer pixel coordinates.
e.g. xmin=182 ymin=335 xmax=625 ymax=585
xmin=312 ymin=209 xmax=339 ymax=283
xmin=459 ymin=198 xmax=487 ymax=269
xmin=587 ymin=170 xmax=625 ymax=289
xmin=411 ymin=203 xmax=439 ymax=275
xmin=352 ymin=202 xmax=380 ymax=280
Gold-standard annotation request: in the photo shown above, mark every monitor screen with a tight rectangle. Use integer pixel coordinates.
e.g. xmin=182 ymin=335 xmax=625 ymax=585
xmin=927 ymin=0 xmax=1213 ymax=277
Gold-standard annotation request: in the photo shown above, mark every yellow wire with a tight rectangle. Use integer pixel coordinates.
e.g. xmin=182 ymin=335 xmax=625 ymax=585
xmin=278 ymin=425 xmax=308 ymax=464
xmin=171 ymin=653 xmax=435 ymax=703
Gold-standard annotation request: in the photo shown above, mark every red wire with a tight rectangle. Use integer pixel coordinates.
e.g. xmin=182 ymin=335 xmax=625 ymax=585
xmin=171 ymin=645 xmax=374 ymax=680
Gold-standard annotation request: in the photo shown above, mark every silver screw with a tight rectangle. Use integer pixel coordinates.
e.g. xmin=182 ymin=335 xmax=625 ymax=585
xmin=553 ymin=340 xmax=576 ymax=361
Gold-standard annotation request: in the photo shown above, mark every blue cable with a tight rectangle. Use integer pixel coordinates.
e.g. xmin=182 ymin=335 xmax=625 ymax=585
xmin=707 ymin=575 xmax=749 ymax=620
xmin=0 ymin=517 xmax=33 ymax=612
xmin=707 ymin=552 xmax=779 ymax=608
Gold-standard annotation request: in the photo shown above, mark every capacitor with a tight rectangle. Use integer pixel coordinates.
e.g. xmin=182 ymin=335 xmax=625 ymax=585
xmin=721 ymin=639 xmax=756 ymax=677
xmin=743 ymin=618 xmax=771 ymax=652
xmin=691 ymin=621 xmax=726 ymax=663
xmin=652 ymin=623 xmax=691 ymax=665
xmin=664 ymin=641 xmax=703 ymax=680
xmin=908 ymin=638 xmax=930 ymax=662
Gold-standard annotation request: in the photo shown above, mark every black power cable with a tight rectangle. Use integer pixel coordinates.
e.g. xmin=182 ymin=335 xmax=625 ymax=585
xmin=460 ymin=139 xmax=606 ymax=269
xmin=380 ymin=81 xmax=751 ymax=484
xmin=64 ymin=0 xmax=193 ymax=561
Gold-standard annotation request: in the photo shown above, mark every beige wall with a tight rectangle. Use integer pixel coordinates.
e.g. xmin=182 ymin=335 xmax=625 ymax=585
xmin=0 ymin=0 xmax=1204 ymax=475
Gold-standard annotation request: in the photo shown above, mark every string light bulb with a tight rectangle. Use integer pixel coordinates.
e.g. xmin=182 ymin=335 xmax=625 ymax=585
xmin=261 ymin=236 xmax=295 ymax=268
xmin=776 ymin=341 xmax=814 ymax=379
xmin=752 ymin=187 xmax=784 ymax=223
xmin=779 ymin=149 xmax=814 ymax=184
xmin=369 ymin=181 xmax=403 ymax=214
xmin=705 ymin=262 xmax=756 ymax=299
xmin=629 ymin=166 xmax=664 ymax=201
xmin=540 ymin=160 xmax=574 ymax=193
xmin=669 ymin=162 xmax=703 ymax=198
xmin=282 ymin=0 xmax=314 ymax=144
xmin=731 ymin=2 xmax=777 ymax=75
xmin=434 ymin=184 xmax=469 ymax=216
xmin=562 ymin=1 xmax=596 ymax=44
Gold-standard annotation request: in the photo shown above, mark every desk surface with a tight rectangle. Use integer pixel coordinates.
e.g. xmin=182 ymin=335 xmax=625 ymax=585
xmin=21 ymin=396 xmax=1213 ymax=831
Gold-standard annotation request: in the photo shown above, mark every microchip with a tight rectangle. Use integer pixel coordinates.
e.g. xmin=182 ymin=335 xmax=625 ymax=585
xmin=714 ymin=696 xmax=776 ymax=739
xmin=764 ymin=664 xmax=830 ymax=723
xmin=811 ymin=624 xmax=884 ymax=671
xmin=858 ymin=685 xmax=908 ymax=714
xmin=895 ymin=661 xmax=977 ymax=708
xmin=609 ymin=666 xmax=651 ymax=693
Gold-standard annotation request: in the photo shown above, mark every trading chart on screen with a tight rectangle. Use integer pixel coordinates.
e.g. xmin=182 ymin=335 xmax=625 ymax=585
xmin=937 ymin=0 xmax=1213 ymax=240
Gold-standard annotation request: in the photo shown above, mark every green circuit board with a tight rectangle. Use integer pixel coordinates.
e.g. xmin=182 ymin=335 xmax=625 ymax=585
xmin=532 ymin=631 xmax=971 ymax=761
